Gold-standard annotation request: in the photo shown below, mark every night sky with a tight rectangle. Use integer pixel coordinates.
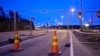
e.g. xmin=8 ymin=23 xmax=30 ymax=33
xmin=0 ymin=0 xmax=100 ymax=26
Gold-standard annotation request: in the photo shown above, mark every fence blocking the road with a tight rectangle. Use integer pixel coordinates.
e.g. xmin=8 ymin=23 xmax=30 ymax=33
xmin=48 ymin=30 xmax=62 ymax=56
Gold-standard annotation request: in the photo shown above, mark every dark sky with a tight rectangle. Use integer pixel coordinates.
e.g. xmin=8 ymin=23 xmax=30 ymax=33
xmin=0 ymin=0 xmax=100 ymax=26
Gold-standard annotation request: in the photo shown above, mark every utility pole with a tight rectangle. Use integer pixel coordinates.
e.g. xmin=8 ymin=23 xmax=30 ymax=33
xmin=91 ymin=15 xmax=93 ymax=29
xmin=30 ymin=17 xmax=33 ymax=36
xmin=80 ymin=0 xmax=83 ymax=31
xmin=67 ymin=12 xmax=70 ymax=31
xmin=91 ymin=15 xmax=93 ymax=26
xmin=14 ymin=11 xmax=16 ymax=31
xmin=47 ymin=22 xmax=49 ymax=33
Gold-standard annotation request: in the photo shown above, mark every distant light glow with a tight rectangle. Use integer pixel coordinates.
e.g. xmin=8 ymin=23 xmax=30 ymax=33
xmin=55 ymin=19 xmax=58 ymax=22
xmin=0 ymin=0 xmax=100 ymax=25
xmin=42 ymin=24 xmax=43 ymax=26
xmin=84 ymin=23 xmax=89 ymax=27
xmin=61 ymin=16 xmax=64 ymax=19
xmin=82 ymin=18 xmax=84 ymax=20
xmin=89 ymin=19 xmax=92 ymax=22
xmin=57 ymin=22 xmax=63 ymax=25
xmin=71 ymin=8 xmax=75 ymax=12
xmin=38 ymin=23 xmax=40 ymax=25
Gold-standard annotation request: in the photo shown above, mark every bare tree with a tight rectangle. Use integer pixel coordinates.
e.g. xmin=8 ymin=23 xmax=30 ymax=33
xmin=9 ymin=10 xmax=14 ymax=19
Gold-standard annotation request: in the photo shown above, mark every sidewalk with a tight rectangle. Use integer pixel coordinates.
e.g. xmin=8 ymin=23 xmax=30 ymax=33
xmin=0 ymin=29 xmax=53 ymax=47
xmin=73 ymin=30 xmax=100 ymax=37
xmin=73 ymin=30 xmax=100 ymax=56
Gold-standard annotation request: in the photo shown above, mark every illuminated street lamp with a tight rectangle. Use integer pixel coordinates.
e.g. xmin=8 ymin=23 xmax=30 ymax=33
xmin=55 ymin=19 xmax=58 ymax=29
xmin=71 ymin=8 xmax=75 ymax=30
xmin=71 ymin=8 xmax=75 ymax=13
xmin=71 ymin=8 xmax=75 ymax=17
xmin=61 ymin=16 xmax=64 ymax=19
xmin=38 ymin=22 xmax=40 ymax=25
xmin=55 ymin=19 xmax=57 ymax=22
xmin=61 ymin=16 xmax=64 ymax=25
xmin=42 ymin=24 xmax=44 ymax=27
xmin=82 ymin=18 xmax=84 ymax=25
xmin=55 ymin=19 xmax=58 ymax=26
xmin=81 ymin=17 xmax=84 ymax=21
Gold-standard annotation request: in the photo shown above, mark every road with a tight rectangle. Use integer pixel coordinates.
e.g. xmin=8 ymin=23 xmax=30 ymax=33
xmin=0 ymin=30 xmax=93 ymax=56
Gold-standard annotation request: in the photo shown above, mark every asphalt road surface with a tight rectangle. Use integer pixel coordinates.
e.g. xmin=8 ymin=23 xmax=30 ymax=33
xmin=0 ymin=30 xmax=94 ymax=56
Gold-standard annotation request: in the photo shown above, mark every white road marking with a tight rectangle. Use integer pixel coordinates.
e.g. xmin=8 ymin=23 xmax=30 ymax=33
xmin=70 ymin=31 xmax=74 ymax=56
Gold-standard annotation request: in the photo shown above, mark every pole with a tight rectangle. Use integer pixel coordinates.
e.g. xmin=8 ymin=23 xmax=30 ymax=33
xmin=55 ymin=19 xmax=57 ymax=29
xmin=67 ymin=12 xmax=70 ymax=31
xmin=81 ymin=0 xmax=82 ymax=12
xmin=91 ymin=15 xmax=93 ymax=26
xmin=80 ymin=0 xmax=83 ymax=31
xmin=67 ymin=16 xmax=69 ymax=31
xmin=91 ymin=15 xmax=93 ymax=29
xmin=30 ymin=18 xmax=32 ymax=36
xmin=61 ymin=16 xmax=64 ymax=26
xmin=14 ymin=12 xmax=16 ymax=31
xmin=47 ymin=22 xmax=48 ymax=33
xmin=80 ymin=20 xmax=82 ymax=31
xmin=72 ymin=12 xmax=74 ymax=31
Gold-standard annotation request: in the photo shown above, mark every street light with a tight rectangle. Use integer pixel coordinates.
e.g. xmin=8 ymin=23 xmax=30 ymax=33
xmin=61 ymin=16 xmax=64 ymax=25
xmin=55 ymin=19 xmax=58 ymax=29
xmin=55 ymin=19 xmax=57 ymax=22
xmin=71 ymin=8 xmax=75 ymax=30
xmin=61 ymin=16 xmax=64 ymax=19
xmin=38 ymin=22 xmax=40 ymax=25
xmin=29 ymin=17 xmax=34 ymax=36
xmin=71 ymin=8 xmax=75 ymax=16
xmin=46 ymin=22 xmax=49 ymax=33
xmin=80 ymin=0 xmax=83 ymax=31
xmin=14 ymin=11 xmax=16 ymax=31
xmin=55 ymin=19 xmax=58 ymax=25
xmin=71 ymin=8 xmax=75 ymax=13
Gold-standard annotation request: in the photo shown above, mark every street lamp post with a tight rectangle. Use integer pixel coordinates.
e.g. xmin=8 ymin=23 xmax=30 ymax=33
xmin=30 ymin=17 xmax=33 ymax=36
xmin=14 ymin=11 xmax=16 ymax=31
xmin=67 ymin=13 xmax=70 ymax=31
xmin=80 ymin=0 xmax=83 ymax=31
xmin=55 ymin=19 xmax=58 ymax=29
xmin=61 ymin=16 xmax=64 ymax=24
xmin=71 ymin=8 xmax=75 ymax=30
xmin=38 ymin=22 xmax=40 ymax=28
xmin=61 ymin=16 xmax=64 ymax=29
xmin=71 ymin=8 xmax=75 ymax=15
xmin=46 ymin=22 xmax=49 ymax=33
xmin=82 ymin=18 xmax=84 ymax=24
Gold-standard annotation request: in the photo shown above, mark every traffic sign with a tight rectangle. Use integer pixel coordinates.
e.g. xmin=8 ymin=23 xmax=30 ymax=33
xmin=96 ymin=10 xmax=100 ymax=18
xmin=78 ymin=12 xmax=82 ymax=19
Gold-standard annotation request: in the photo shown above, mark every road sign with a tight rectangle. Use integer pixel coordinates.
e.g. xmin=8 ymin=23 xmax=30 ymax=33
xmin=78 ymin=12 xmax=82 ymax=19
xmin=96 ymin=10 xmax=100 ymax=18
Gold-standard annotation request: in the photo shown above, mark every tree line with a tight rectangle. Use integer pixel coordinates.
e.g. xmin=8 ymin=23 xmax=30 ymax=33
xmin=0 ymin=6 xmax=35 ymax=32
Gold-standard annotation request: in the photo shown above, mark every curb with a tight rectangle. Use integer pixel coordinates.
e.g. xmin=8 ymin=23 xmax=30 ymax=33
xmin=0 ymin=32 xmax=52 ymax=47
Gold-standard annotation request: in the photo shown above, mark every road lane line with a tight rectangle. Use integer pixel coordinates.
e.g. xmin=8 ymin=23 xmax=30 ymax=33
xmin=70 ymin=31 xmax=74 ymax=56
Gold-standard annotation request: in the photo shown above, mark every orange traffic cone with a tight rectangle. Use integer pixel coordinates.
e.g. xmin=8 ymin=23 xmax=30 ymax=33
xmin=12 ymin=29 xmax=22 ymax=51
xmin=48 ymin=30 xmax=62 ymax=55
